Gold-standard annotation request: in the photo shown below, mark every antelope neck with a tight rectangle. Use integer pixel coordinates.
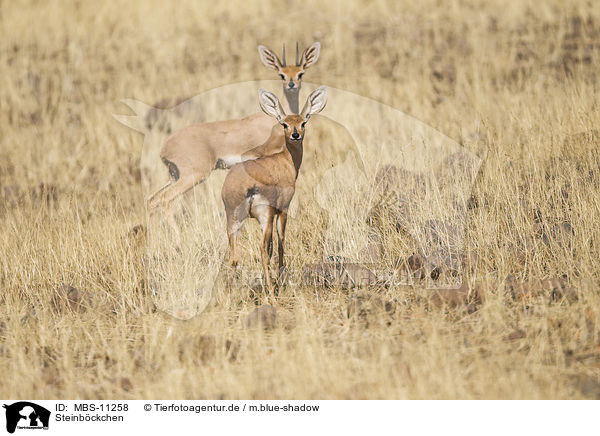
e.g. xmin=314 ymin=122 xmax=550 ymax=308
xmin=284 ymin=136 xmax=304 ymax=177
xmin=283 ymin=87 xmax=300 ymax=114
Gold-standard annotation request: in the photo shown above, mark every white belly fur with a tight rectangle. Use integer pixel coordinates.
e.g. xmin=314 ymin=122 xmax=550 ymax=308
xmin=219 ymin=155 xmax=244 ymax=167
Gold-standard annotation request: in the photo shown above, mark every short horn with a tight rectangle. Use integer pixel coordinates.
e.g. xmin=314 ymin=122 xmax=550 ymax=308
xmin=282 ymin=43 xmax=286 ymax=67
xmin=296 ymin=41 xmax=300 ymax=66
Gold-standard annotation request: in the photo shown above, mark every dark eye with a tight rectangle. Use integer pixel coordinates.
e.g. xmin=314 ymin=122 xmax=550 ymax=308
xmin=301 ymin=121 xmax=306 ymax=128
xmin=279 ymin=74 xmax=285 ymax=80
xmin=297 ymin=72 xmax=304 ymax=79
xmin=282 ymin=123 xmax=289 ymax=129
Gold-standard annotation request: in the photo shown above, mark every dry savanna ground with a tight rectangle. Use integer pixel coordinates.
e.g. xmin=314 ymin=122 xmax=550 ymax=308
xmin=1 ymin=0 xmax=599 ymax=399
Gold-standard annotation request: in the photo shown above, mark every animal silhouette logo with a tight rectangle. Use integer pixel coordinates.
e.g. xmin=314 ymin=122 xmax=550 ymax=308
xmin=115 ymin=81 xmax=481 ymax=319
xmin=3 ymin=402 xmax=50 ymax=433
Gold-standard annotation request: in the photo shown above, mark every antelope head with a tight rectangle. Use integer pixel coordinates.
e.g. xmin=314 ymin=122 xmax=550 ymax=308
xmin=258 ymin=42 xmax=321 ymax=113
xmin=258 ymin=86 xmax=327 ymax=145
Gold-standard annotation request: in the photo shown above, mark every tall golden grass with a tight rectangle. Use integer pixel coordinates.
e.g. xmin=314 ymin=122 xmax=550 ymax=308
xmin=0 ymin=0 xmax=599 ymax=399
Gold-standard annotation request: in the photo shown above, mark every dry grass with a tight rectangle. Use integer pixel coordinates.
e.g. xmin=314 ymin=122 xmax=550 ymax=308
xmin=1 ymin=0 xmax=599 ymax=399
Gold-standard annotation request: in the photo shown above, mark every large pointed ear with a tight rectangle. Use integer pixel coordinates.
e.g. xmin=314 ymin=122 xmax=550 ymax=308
xmin=301 ymin=86 xmax=327 ymax=119
xmin=258 ymin=88 xmax=286 ymax=123
xmin=112 ymin=99 xmax=153 ymax=133
xmin=300 ymin=42 xmax=320 ymax=69
xmin=258 ymin=45 xmax=283 ymax=71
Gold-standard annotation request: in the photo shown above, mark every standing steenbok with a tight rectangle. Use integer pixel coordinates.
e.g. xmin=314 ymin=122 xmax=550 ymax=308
xmin=222 ymin=86 xmax=328 ymax=293
xmin=147 ymin=42 xmax=321 ymax=218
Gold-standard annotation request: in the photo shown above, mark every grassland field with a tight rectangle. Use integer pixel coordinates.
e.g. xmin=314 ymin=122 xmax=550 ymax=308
xmin=0 ymin=0 xmax=599 ymax=399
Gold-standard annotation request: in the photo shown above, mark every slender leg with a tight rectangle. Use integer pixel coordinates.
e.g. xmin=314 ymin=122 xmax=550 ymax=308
xmin=225 ymin=211 xmax=240 ymax=268
xmin=147 ymin=180 xmax=172 ymax=211
xmin=260 ymin=209 xmax=275 ymax=296
xmin=149 ymin=154 xmax=212 ymax=214
xmin=158 ymin=173 xmax=205 ymax=210
xmin=154 ymin=174 xmax=204 ymax=241
xmin=225 ymin=215 xmax=239 ymax=291
xmin=228 ymin=231 xmax=238 ymax=268
xmin=276 ymin=212 xmax=288 ymax=289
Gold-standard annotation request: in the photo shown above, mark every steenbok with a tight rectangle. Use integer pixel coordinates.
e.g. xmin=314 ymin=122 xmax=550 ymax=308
xmin=147 ymin=43 xmax=321 ymax=224
xmin=221 ymin=86 xmax=328 ymax=294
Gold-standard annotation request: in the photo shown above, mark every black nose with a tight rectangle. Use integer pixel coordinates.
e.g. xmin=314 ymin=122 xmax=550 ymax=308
xmin=291 ymin=131 xmax=300 ymax=139
xmin=288 ymin=81 xmax=295 ymax=88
